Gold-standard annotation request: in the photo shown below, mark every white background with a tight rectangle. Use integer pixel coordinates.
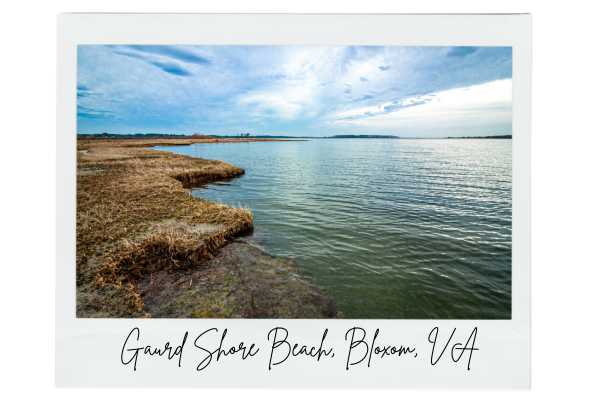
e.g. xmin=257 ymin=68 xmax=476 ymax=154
xmin=0 ymin=0 xmax=598 ymax=398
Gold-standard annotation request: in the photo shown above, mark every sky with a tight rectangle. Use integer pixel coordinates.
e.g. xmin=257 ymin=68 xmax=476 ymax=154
xmin=77 ymin=45 xmax=512 ymax=137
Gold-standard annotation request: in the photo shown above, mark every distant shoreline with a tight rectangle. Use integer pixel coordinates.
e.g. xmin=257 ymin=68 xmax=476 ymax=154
xmin=78 ymin=133 xmax=512 ymax=140
xmin=447 ymin=134 xmax=512 ymax=139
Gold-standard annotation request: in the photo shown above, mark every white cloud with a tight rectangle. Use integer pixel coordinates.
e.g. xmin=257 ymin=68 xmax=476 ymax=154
xmin=330 ymin=79 xmax=512 ymax=136
xmin=236 ymin=47 xmax=341 ymax=120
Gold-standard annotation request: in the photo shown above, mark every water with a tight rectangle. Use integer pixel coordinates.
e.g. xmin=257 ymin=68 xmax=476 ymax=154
xmin=155 ymin=139 xmax=511 ymax=319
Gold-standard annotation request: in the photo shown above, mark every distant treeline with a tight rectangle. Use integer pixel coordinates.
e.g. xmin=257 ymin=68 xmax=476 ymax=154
xmin=325 ymin=134 xmax=512 ymax=139
xmin=77 ymin=133 xmax=308 ymax=139
xmin=317 ymin=134 xmax=511 ymax=139
xmin=327 ymin=134 xmax=399 ymax=139
xmin=78 ymin=133 xmax=212 ymax=139
xmin=78 ymin=132 xmax=512 ymax=140
xmin=449 ymin=134 xmax=512 ymax=139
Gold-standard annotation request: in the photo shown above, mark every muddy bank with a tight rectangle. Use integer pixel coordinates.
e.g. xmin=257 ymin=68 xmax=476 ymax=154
xmin=76 ymin=138 xmax=335 ymax=318
xmin=138 ymin=240 xmax=336 ymax=318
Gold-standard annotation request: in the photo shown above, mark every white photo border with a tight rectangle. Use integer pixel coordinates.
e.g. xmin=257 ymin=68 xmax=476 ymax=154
xmin=57 ymin=13 xmax=531 ymax=388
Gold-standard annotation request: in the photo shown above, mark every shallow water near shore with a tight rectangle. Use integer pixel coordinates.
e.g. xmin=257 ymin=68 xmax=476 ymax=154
xmin=155 ymin=139 xmax=511 ymax=319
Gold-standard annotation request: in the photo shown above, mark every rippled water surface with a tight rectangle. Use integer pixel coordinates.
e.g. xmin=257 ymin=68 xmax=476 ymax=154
xmin=156 ymin=139 xmax=511 ymax=319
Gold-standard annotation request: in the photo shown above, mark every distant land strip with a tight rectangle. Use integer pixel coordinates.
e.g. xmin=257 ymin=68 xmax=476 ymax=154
xmin=448 ymin=134 xmax=512 ymax=139
xmin=77 ymin=133 xmax=512 ymax=140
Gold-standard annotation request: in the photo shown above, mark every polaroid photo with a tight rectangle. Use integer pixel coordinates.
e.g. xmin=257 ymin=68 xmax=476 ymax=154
xmin=56 ymin=13 xmax=531 ymax=388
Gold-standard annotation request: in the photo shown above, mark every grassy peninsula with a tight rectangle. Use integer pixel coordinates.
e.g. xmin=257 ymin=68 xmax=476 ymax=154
xmin=76 ymin=137 xmax=336 ymax=318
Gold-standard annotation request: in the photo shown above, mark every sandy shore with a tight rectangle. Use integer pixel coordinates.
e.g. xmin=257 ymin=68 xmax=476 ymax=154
xmin=76 ymin=138 xmax=336 ymax=318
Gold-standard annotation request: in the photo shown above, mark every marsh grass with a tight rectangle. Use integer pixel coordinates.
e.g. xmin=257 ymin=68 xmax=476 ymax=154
xmin=77 ymin=138 xmax=255 ymax=316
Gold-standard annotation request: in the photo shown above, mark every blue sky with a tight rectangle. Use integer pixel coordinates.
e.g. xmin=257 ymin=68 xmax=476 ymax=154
xmin=77 ymin=45 xmax=512 ymax=137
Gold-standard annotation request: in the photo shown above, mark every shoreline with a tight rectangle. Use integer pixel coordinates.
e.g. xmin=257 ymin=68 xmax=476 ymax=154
xmin=76 ymin=138 xmax=336 ymax=318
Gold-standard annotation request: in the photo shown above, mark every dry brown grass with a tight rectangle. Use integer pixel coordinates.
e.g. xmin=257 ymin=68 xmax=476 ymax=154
xmin=76 ymin=138 xmax=335 ymax=318
xmin=77 ymin=138 xmax=256 ymax=316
